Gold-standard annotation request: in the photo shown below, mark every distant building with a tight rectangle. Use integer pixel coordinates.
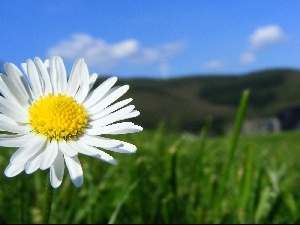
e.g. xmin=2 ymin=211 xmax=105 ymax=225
xmin=277 ymin=104 xmax=300 ymax=130
xmin=242 ymin=117 xmax=281 ymax=135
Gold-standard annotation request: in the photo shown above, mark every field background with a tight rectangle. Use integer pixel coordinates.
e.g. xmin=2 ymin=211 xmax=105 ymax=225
xmin=115 ymin=68 xmax=300 ymax=135
xmin=0 ymin=68 xmax=300 ymax=223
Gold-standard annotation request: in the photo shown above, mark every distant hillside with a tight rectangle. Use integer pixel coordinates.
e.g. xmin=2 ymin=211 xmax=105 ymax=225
xmin=95 ymin=68 xmax=300 ymax=134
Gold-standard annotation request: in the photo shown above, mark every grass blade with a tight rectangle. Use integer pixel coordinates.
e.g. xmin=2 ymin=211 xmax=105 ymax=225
xmin=222 ymin=89 xmax=250 ymax=186
xmin=108 ymin=176 xmax=141 ymax=224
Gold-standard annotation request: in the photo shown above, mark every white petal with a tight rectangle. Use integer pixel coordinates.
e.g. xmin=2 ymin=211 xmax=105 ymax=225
xmin=56 ymin=57 xmax=67 ymax=94
xmin=58 ymin=140 xmax=78 ymax=158
xmin=83 ymin=76 xmax=118 ymax=108
xmin=10 ymin=135 xmax=46 ymax=164
xmin=44 ymin=59 xmax=50 ymax=73
xmin=74 ymin=59 xmax=89 ymax=103
xmin=105 ymin=141 xmax=137 ymax=154
xmin=0 ymin=133 xmax=36 ymax=147
xmin=0 ymin=123 xmax=30 ymax=134
xmin=21 ymin=63 xmax=27 ymax=75
xmin=25 ymin=150 xmax=44 ymax=174
xmin=98 ymin=124 xmax=143 ymax=135
xmin=50 ymin=150 xmax=64 ymax=188
xmin=40 ymin=140 xmax=58 ymax=170
xmin=89 ymin=98 xmax=132 ymax=120
xmin=88 ymin=85 xmax=129 ymax=115
xmin=66 ymin=140 xmax=81 ymax=152
xmin=0 ymin=114 xmax=31 ymax=133
xmin=66 ymin=58 xmax=83 ymax=97
xmin=0 ymin=96 xmax=29 ymax=123
xmin=0 ymin=74 xmax=16 ymax=102
xmin=34 ymin=57 xmax=52 ymax=95
xmin=117 ymin=110 xmax=140 ymax=122
xmin=77 ymin=140 xmax=117 ymax=165
xmin=86 ymin=122 xmax=134 ymax=135
xmin=0 ymin=74 xmax=30 ymax=108
xmin=88 ymin=73 xmax=98 ymax=91
xmin=4 ymin=63 xmax=32 ymax=105
xmin=49 ymin=57 xmax=58 ymax=95
xmin=79 ymin=135 xmax=123 ymax=148
xmin=64 ymin=155 xmax=83 ymax=187
xmin=27 ymin=59 xmax=44 ymax=98
xmin=4 ymin=162 xmax=26 ymax=177
xmin=89 ymin=105 xmax=135 ymax=127
xmin=119 ymin=125 xmax=143 ymax=134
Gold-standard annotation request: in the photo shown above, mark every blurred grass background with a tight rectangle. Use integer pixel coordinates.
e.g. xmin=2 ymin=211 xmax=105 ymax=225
xmin=0 ymin=90 xmax=300 ymax=223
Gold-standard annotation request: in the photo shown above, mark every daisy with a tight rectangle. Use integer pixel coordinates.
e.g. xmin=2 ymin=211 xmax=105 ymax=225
xmin=0 ymin=56 xmax=143 ymax=188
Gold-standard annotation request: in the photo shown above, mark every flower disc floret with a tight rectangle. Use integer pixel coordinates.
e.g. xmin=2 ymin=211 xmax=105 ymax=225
xmin=29 ymin=93 xmax=88 ymax=140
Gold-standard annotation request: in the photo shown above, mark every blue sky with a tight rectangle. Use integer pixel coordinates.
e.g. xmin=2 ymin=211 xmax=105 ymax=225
xmin=1 ymin=0 xmax=300 ymax=78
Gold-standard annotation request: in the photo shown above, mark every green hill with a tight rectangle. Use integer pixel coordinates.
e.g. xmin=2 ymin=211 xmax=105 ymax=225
xmin=95 ymin=68 xmax=300 ymax=134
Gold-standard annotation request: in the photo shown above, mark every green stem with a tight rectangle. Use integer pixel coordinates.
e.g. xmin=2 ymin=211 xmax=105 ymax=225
xmin=20 ymin=174 xmax=29 ymax=223
xmin=42 ymin=174 xmax=53 ymax=224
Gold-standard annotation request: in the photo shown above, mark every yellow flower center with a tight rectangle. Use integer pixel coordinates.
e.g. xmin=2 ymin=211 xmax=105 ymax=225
xmin=29 ymin=93 xmax=88 ymax=140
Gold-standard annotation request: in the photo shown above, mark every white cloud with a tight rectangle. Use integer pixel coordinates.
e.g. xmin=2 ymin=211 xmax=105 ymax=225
xmin=203 ymin=59 xmax=227 ymax=70
xmin=240 ymin=24 xmax=288 ymax=65
xmin=47 ymin=34 xmax=139 ymax=68
xmin=240 ymin=52 xmax=256 ymax=64
xmin=249 ymin=24 xmax=286 ymax=50
xmin=129 ymin=41 xmax=185 ymax=64
xmin=158 ymin=62 xmax=171 ymax=79
xmin=47 ymin=33 xmax=186 ymax=75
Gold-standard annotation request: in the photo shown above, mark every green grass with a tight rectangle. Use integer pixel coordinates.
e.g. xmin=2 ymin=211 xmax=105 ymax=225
xmin=0 ymin=90 xmax=300 ymax=223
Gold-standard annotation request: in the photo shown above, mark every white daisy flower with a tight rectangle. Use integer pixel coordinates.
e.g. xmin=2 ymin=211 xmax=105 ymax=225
xmin=0 ymin=56 xmax=143 ymax=188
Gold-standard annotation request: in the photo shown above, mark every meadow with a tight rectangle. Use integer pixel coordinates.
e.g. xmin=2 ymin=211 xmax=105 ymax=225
xmin=0 ymin=90 xmax=300 ymax=224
